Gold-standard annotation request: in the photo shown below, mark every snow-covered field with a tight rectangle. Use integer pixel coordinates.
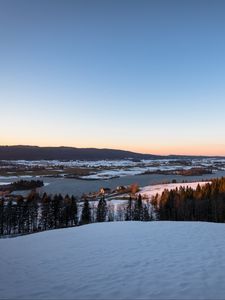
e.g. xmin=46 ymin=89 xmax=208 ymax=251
xmin=0 ymin=182 xmax=12 ymax=185
xmin=80 ymin=167 xmax=148 ymax=179
xmin=140 ymin=181 xmax=209 ymax=199
xmin=80 ymin=165 xmax=191 ymax=180
xmin=1 ymin=221 xmax=225 ymax=299
xmin=2 ymin=157 xmax=224 ymax=180
xmin=106 ymin=182 xmax=210 ymax=210
xmin=5 ymin=157 xmax=225 ymax=168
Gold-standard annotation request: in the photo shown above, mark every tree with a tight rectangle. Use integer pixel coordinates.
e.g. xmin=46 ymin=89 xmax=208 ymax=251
xmin=142 ymin=204 xmax=150 ymax=221
xmin=27 ymin=191 xmax=39 ymax=232
xmin=70 ymin=196 xmax=78 ymax=226
xmin=5 ymin=200 xmax=13 ymax=235
xmin=134 ymin=194 xmax=143 ymax=221
xmin=80 ymin=199 xmax=91 ymax=225
xmin=62 ymin=194 xmax=71 ymax=227
xmin=40 ymin=194 xmax=51 ymax=231
xmin=0 ymin=198 xmax=4 ymax=235
xmin=125 ymin=196 xmax=133 ymax=221
xmin=107 ymin=203 xmax=114 ymax=222
xmin=130 ymin=183 xmax=139 ymax=195
xmin=52 ymin=194 xmax=61 ymax=228
xmin=96 ymin=196 xmax=107 ymax=222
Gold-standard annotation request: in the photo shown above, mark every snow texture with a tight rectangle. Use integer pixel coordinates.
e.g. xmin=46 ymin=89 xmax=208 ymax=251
xmin=1 ymin=221 xmax=225 ymax=299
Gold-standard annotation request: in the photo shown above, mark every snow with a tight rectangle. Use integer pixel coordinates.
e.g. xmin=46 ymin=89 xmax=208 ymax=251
xmin=1 ymin=221 xmax=225 ymax=299
xmin=75 ymin=182 xmax=210 ymax=220
xmin=81 ymin=167 xmax=147 ymax=179
xmin=8 ymin=157 xmax=220 ymax=169
xmin=6 ymin=159 xmax=137 ymax=168
xmin=1 ymin=157 xmax=224 ymax=184
xmin=108 ymin=199 xmax=128 ymax=205
xmin=105 ymin=182 xmax=210 ymax=211
xmin=140 ymin=181 xmax=209 ymax=199
xmin=2 ymin=158 xmax=221 ymax=180
xmin=0 ymin=176 xmax=18 ymax=180
xmin=0 ymin=175 xmax=34 ymax=180
xmin=80 ymin=165 xmax=195 ymax=180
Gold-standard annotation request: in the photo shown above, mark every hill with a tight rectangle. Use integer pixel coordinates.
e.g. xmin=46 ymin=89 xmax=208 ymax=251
xmin=0 ymin=145 xmax=218 ymax=161
xmin=0 ymin=145 xmax=161 ymax=160
xmin=0 ymin=221 xmax=225 ymax=299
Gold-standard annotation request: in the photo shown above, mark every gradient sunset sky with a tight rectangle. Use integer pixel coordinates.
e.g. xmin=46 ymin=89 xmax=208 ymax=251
xmin=1 ymin=0 xmax=225 ymax=155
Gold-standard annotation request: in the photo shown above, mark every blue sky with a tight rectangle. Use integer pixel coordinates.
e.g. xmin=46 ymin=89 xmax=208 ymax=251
xmin=1 ymin=0 xmax=225 ymax=155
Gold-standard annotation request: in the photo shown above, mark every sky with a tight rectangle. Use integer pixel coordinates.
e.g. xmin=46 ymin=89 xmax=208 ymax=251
xmin=0 ymin=0 xmax=225 ymax=156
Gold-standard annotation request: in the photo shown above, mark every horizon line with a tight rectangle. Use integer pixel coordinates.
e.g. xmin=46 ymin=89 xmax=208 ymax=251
xmin=1 ymin=144 xmax=225 ymax=158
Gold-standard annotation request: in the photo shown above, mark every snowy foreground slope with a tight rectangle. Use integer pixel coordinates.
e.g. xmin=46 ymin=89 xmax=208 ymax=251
xmin=1 ymin=222 xmax=225 ymax=299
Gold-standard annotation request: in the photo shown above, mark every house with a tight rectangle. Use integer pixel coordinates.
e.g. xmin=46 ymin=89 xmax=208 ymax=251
xmin=99 ymin=187 xmax=111 ymax=195
xmin=116 ymin=185 xmax=127 ymax=192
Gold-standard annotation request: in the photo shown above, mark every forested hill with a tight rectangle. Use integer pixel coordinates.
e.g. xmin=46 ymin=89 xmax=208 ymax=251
xmin=0 ymin=145 xmax=161 ymax=160
xmin=0 ymin=146 xmax=220 ymax=161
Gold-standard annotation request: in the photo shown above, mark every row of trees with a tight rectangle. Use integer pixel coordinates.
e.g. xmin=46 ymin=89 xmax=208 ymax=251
xmin=0 ymin=192 xmax=78 ymax=235
xmin=81 ymin=194 xmax=152 ymax=224
xmin=0 ymin=192 xmax=152 ymax=236
xmin=4 ymin=176 xmax=225 ymax=236
xmin=152 ymin=177 xmax=225 ymax=222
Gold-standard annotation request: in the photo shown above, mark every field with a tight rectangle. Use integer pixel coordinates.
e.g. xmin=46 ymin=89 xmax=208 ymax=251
xmin=1 ymin=221 xmax=225 ymax=299
xmin=1 ymin=157 xmax=225 ymax=180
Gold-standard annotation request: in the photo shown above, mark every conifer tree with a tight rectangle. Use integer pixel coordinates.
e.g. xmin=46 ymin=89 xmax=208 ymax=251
xmin=134 ymin=194 xmax=143 ymax=221
xmin=27 ymin=191 xmax=39 ymax=232
xmin=6 ymin=200 xmax=13 ymax=235
xmin=58 ymin=194 xmax=64 ymax=227
xmin=125 ymin=196 xmax=133 ymax=221
xmin=0 ymin=198 xmax=4 ymax=235
xmin=52 ymin=194 xmax=60 ymax=228
xmin=71 ymin=195 xmax=78 ymax=226
xmin=80 ymin=199 xmax=91 ymax=225
xmin=63 ymin=194 xmax=71 ymax=227
xmin=142 ymin=204 xmax=150 ymax=221
xmin=96 ymin=196 xmax=107 ymax=222
xmin=40 ymin=194 xmax=51 ymax=230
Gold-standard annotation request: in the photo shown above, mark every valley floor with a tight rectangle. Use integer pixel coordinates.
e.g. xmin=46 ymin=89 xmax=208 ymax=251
xmin=0 ymin=221 xmax=225 ymax=299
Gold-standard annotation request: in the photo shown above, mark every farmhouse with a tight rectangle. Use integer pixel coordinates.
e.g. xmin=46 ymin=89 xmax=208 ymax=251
xmin=99 ymin=187 xmax=111 ymax=195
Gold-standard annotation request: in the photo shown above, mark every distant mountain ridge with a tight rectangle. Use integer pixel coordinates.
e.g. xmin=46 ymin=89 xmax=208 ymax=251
xmin=0 ymin=145 xmax=221 ymax=161
xmin=0 ymin=145 xmax=160 ymax=160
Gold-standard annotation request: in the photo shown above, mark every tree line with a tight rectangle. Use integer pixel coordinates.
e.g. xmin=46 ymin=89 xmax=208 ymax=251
xmin=3 ymin=177 xmax=225 ymax=237
xmin=0 ymin=192 xmax=152 ymax=236
xmin=152 ymin=177 xmax=225 ymax=222
xmin=0 ymin=180 xmax=44 ymax=192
